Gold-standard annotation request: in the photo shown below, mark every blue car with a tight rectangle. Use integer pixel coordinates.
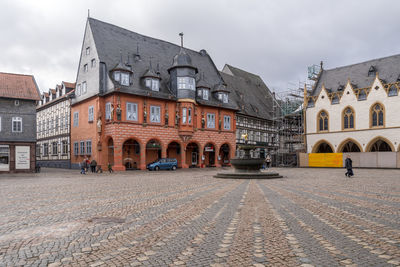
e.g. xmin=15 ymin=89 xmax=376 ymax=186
xmin=147 ymin=158 xmax=178 ymax=171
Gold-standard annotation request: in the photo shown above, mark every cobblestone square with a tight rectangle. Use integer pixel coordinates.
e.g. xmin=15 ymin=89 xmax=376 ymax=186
xmin=0 ymin=167 xmax=399 ymax=267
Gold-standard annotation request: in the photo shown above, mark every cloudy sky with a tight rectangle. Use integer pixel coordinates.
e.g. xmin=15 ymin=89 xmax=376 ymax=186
xmin=1 ymin=0 xmax=400 ymax=96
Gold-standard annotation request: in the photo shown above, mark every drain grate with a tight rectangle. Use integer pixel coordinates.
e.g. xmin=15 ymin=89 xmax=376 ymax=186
xmin=88 ymin=217 xmax=126 ymax=224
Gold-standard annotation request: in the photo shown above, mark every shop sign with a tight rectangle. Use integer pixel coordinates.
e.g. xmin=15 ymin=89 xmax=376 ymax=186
xmin=16 ymin=146 xmax=30 ymax=169
xmin=205 ymin=145 xmax=214 ymax=152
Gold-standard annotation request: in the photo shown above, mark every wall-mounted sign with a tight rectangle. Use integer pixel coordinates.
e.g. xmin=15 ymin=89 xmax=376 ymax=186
xmin=16 ymin=146 xmax=30 ymax=169
xmin=204 ymin=146 xmax=214 ymax=152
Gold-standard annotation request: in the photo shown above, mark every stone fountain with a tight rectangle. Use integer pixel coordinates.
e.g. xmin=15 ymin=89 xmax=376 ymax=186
xmin=214 ymin=136 xmax=282 ymax=179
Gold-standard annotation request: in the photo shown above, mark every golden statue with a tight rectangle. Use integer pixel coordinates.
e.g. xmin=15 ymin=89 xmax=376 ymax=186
xmin=241 ymin=133 xmax=248 ymax=141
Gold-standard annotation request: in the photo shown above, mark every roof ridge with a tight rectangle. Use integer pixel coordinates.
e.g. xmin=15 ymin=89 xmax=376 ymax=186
xmin=0 ymin=72 xmax=34 ymax=77
xmin=88 ymin=17 xmax=204 ymax=56
xmin=225 ymin=64 xmax=262 ymax=79
xmin=324 ymin=53 xmax=400 ymax=72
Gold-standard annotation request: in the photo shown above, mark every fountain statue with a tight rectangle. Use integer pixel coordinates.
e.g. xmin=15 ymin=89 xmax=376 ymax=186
xmin=214 ymin=133 xmax=282 ymax=179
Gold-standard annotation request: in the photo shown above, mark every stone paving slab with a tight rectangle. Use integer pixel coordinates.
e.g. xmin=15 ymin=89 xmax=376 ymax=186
xmin=0 ymin=167 xmax=399 ymax=266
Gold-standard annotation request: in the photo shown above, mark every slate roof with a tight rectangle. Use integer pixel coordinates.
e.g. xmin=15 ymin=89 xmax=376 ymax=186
xmin=0 ymin=72 xmax=40 ymax=100
xmin=220 ymin=64 xmax=278 ymax=120
xmin=88 ymin=18 xmax=236 ymax=110
xmin=312 ymin=53 xmax=400 ymax=96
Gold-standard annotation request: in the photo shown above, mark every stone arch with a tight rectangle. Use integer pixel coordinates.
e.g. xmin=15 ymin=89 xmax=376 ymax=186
xmin=218 ymin=143 xmax=231 ymax=166
xmin=365 ymin=136 xmax=394 ymax=152
xmin=203 ymin=141 xmax=217 ymax=167
xmin=312 ymin=139 xmax=334 ymax=153
xmin=337 ymin=138 xmax=362 ymax=153
xmin=167 ymin=140 xmax=182 ymax=167
xmin=122 ymin=138 xmax=141 ymax=170
xmin=145 ymin=139 xmax=163 ymax=165
xmin=186 ymin=142 xmax=201 ymax=167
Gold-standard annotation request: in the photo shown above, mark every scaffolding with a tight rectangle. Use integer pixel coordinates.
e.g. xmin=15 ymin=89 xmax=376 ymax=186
xmin=273 ymin=81 xmax=313 ymax=167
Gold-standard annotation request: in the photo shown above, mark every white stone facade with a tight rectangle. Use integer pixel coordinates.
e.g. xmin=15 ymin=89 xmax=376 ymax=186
xmin=306 ymin=76 xmax=400 ymax=153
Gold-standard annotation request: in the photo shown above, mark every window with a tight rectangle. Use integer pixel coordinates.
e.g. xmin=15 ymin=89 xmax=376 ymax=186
xmin=177 ymin=77 xmax=195 ymax=90
xmin=317 ymin=110 xmax=329 ymax=132
xmin=114 ymin=71 xmax=121 ymax=82
xmin=371 ymin=103 xmax=384 ymax=127
xmin=150 ymin=106 xmax=161 ymax=123
xmin=55 ymin=116 xmax=59 ymax=129
xmin=86 ymin=47 xmax=90 ymax=55
xmin=203 ymin=89 xmax=209 ymax=100
xmin=80 ymin=141 xmax=85 ymax=155
xmin=62 ymin=141 xmax=68 ymax=155
xmin=73 ymin=142 xmax=79 ymax=156
xmin=91 ymin=59 xmax=96 ymax=68
xmin=73 ymin=112 xmax=79 ymax=127
xmin=0 ymin=116 xmax=2 ymax=132
xmin=43 ymin=143 xmax=49 ymax=156
xmin=388 ymin=85 xmax=398 ymax=96
xmin=105 ymin=102 xmax=111 ymax=120
xmin=182 ymin=108 xmax=187 ymax=124
xmin=197 ymin=89 xmax=202 ymax=97
xmin=223 ymin=93 xmax=228 ymax=103
xmin=52 ymin=142 xmax=58 ymax=155
xmin=82 ymin=82 xmax=87 ymax=94
xmin=126 ymin=102 xmax=138 ymax=121
xmin=207 ymin=113 xmax=215 ymax=128
xmin=86 ymin=140 xmax=92 ymax=155
xmin=88 ymin=106 xmax=94 ymax=122
xmin=65 ymin=116 xmax=68 ymax=129
xmin=188 ymin=108 xmax=192 ymax=124
xmin=50 ymin=118 xmax=53 ymax=130
xmin=151 ymin=79 xmax=159 ymax=91
xmin=224 ymin=115 xmax=231 ymax=130
xmin=331 ymin=95 xmax=339 ymax=104
xmin=76 ymin=84 xmax=81 ymax=96
xmin=84 ymin=64 xmax=88 ymax=73
xmin=12 ymin=117 xmax=22 ymax=132
xmin=358 ymin=89 xmax=367 ymax=101
xmin=61 ymin=115 xmax=64 ymax=129
xmin=343 ymin=107 xmax=354 ymax=129
xmin=121 ymin=73 xmax=130 ymax=86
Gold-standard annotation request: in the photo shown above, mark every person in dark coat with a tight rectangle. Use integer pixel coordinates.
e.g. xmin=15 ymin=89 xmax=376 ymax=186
xmin=80 ymin=159 xmax=87 ymax=175
xmin=90 ymin=159 xmax=97 ymax=173
xmin=345 ymin=155 xmax=353 ymax=177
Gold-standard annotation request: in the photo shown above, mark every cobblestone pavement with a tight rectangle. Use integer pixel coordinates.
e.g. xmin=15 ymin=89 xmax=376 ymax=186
xmin=0 ymin=167 xmax=400 ymax=267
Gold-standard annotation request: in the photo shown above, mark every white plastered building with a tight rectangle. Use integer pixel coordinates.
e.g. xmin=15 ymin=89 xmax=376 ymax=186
xmin=305 ymin=54 xmax=400 ymax=156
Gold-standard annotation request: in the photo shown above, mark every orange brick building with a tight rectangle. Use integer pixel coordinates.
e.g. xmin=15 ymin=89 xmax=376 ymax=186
xmin=70 ymin=18 xmax=237 ymax=170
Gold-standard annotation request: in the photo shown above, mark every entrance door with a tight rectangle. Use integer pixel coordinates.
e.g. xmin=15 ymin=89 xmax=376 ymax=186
xmin=191 ymin=152 xmax=197 ymax=165
xmin=0 ymin=145 xmax=10 ymax=171
xmin=209 ymin=152 xmax=215 ymax=166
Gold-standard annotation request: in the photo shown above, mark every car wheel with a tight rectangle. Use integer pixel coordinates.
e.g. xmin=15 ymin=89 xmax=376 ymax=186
xmin=172 ymin=165 xmax=177 ymax=170
xmin=155 ymin=166 xmax=160 ymax=171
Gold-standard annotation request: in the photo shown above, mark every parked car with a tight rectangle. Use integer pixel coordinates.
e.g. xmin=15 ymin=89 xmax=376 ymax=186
xmin=147 ymin=158 xmax=178 ymax=171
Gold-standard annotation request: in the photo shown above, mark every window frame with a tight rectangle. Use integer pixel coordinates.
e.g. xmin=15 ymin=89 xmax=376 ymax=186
xmin=12 ymin=117 xmax=22 ymax=133
xmin=317 ymin=110 xmax=329 ymax=132
xmin=182 ymin=108 xmax=187 ymax=124
xmin=91 ymin=58 xmax=96 ymax=68
xmin=342 ymin=107 xmax=355 ymax=130
xmin=86 ymin=140 xmax=92 ymax=155
xmin=105 ymin=102 xmax=111 ymax=120
xmin=73 ymin=142 xmax=79 ymax=156
xmin=126 ymin=102 xmax=138 ymax=121
xmin=80 ymin=141 xmax=85 ymax=155
xmin=150 ymin=105 xmax=161 ymax=123
xmin=73 ymin=112 xmax=79 ymax=127
xmin=370 ymin=103 xmax=385 ymax=128
xmin=207 ymin=113 xmax=215 ymax=128
xmin=62 ymin=140 xmax=68 ymax=155
xmin=223 ymin=115 xmax=231 ymax=130
xmin=120 ymin=72 xmax=130 ymax=86
xmin=88 ymin=106 xmax=94 ymax=122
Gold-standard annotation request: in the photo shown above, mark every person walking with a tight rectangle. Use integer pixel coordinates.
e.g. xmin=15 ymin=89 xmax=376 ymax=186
xmin=90 ymin=159 xmax=97 ymax=173
xmin=80 ymin=159 xmax=87 ymax=174
xmin=107 ymin=162 xmax=114 ymax=173
xmin=266 ymin=154 xmax=271 ymax=169
xmin=345 ymin=155 xmax=354 ymax=177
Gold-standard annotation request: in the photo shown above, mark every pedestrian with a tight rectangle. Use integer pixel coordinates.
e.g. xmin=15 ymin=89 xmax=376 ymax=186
xmin=266 ymin=154 xmax=271 ymax=169
xmin=85 ymin=157 xmax=90 ymax=173
xmin=90 ymin=159 xmax=97 ymax=173
xmin=80 ymin=159 xmax=86 ymax=174
xmin=108 ymin=162 xmax=114 ymax=173
xmin=345 ymin=155 xmax=354 ymax=177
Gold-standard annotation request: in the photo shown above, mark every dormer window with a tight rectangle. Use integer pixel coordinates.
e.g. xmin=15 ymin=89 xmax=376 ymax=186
xmin=86 ymin=47 xmax=90 ymax=55
xmin=114 ymin=71 xmax=120 ymax=82
xmin=218 ymin=92 xmax=228 ymax=103
xmin=145 ymin=78 xmax=159 ymax=91
xmin=368 ymin=66 xmax=376 ymax=77
xmin=203 ymin=89 xmax=209 ymax=100
xmin=178 ymin=77 xmax=195 ymax=90
xmin=121 ymin=73 xmax=130 ymax=86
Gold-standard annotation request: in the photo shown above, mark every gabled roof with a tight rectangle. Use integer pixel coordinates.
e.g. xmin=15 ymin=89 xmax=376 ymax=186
xmin=88 ymin=18 xmax=236 ymax=110
xmin=220 ymin=64 xmax=278 ymax=120
xmin=0 ymin=72 xmax=40 ymax=100
xmin=62 ymin=81 xmax=76 ymax=89
xmin=312 ymin=53 xmax=400 ymax=96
